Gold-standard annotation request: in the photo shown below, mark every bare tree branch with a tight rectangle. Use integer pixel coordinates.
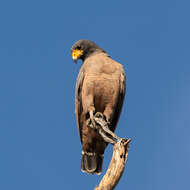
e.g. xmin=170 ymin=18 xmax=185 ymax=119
xmin=87 ymin=112 xmax=131 ymax=190
xmin=94 ymin=138 xmax=131 ymax=190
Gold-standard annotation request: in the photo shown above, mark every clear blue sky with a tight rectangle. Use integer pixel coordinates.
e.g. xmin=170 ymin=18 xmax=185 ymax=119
xmin=0 ymin=0 xmax=190 ymax=189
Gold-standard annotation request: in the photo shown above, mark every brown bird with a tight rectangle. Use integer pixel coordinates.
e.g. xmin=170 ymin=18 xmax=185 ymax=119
xmin=71 ymin=40 xmax=126 ymax=174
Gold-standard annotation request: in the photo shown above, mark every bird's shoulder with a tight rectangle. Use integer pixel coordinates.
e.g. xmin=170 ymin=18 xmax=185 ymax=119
xmin=82 ymin=53 xmax=124 ymax=75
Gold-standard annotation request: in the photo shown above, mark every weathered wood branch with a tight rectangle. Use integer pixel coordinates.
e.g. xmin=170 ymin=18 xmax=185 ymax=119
xmin=87 ymin=112 xmax=131 ymax=190
xmin=94 ymin=138 xmax=131 ymax=190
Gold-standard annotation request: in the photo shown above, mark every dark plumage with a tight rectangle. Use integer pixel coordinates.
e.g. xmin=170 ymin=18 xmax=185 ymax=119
xmin=71 ymin=40 xmax=126 ymax=174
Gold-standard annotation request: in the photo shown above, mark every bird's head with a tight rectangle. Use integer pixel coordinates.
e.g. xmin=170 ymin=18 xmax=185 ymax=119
xmin=71 ymin=40 xmax=105 ymax=63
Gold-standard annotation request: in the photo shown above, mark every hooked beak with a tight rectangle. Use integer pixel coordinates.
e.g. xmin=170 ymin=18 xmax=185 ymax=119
xmin=72 ymin=49 xmax=83 ymax=64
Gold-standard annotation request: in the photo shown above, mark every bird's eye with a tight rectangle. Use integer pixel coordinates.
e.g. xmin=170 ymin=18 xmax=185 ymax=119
xmin=77 ymin=46 xmax=81 ymax=50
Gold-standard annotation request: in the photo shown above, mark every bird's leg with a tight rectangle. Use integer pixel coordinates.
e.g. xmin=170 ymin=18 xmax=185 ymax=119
xmin=98 ymin=129 xmax=116 ymax=145
xmin=94 ymin=112 xmax=121 ymax=144
xmin=86 ymin=111 xmax=120 ymax=145
xmin=97 ymin=118 xmax=120 ymax=141
xmin=89 ymin=109 xmax=96 ymax=128
xmin=86 ymin=106 xmax=98 ymax=130
xmin=94 ymin=112 xmax=119 ymax=140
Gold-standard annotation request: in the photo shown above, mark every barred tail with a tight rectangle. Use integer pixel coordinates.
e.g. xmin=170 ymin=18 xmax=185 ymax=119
xmin=81 ymin=151 xmax=104 ymax=175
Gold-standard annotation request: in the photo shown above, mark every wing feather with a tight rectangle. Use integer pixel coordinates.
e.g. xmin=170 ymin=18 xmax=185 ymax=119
xmin=110 ymin=68 xmax=126 ymax=131
xmin=75 ymin=66 xmax=85 ymax=142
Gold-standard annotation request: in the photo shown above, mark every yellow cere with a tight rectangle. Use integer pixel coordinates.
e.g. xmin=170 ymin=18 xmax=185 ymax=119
xmin=72 ymin=49 xmax=83 ymax=60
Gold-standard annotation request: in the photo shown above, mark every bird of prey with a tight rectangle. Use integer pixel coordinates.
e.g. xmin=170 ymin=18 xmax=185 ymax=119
xmin=71 ymin=40 xmax=126 ymax=175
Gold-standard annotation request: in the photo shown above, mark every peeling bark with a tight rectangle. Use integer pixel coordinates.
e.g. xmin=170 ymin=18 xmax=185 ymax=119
xmin=94 ymin=138 xmax=131 ymax=190
xmin=87 ymin=112 xmax=131 ymax=190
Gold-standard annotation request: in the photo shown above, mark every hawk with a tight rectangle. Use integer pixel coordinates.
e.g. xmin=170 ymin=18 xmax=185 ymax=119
xmin=71 ymin=40 xmax=126 ymax=174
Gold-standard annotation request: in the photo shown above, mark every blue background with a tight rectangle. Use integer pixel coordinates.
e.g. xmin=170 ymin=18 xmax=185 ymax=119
xmin=0 ymin=0 xmax=190 ymax=189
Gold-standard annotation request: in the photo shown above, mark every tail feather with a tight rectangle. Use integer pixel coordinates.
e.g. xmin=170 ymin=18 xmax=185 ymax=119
xmin=81 ymin=151 xmax=103 ymax=175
